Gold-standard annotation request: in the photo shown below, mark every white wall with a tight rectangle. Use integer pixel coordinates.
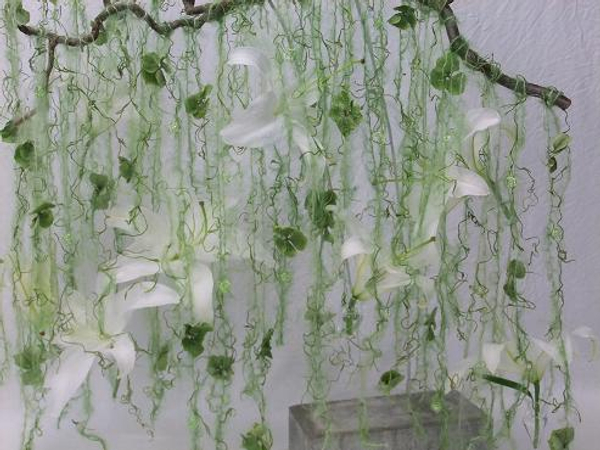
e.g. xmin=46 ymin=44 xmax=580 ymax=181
xmin=0 ymin=1 xmax=599 ymax=449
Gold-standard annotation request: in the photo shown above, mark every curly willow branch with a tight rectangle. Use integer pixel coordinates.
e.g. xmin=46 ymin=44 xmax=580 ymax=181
xmin=419 ymin=0 xmax=572 ymax=111
xmin=11 ymin=0 xmax=571 ymax=127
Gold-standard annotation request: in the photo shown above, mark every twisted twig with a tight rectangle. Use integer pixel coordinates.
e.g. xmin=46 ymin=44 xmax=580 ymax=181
xmin=431 ymin=1 xmax=571 ymax=110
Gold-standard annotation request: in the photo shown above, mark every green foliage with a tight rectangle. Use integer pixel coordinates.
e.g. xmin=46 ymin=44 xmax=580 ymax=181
xmin=482 ymin=374 xmax=533 ymax=400
xmin=551 ymin=133 xmax=571 ymax=154
xmin=548 ymin=427 xmax=575 ymax=450
xmin=14 ymin=2 xmax=30 ymax=25
xmin=504 ymin=260 xmax=526 ymax=301
xmin=15 ymin=344 xmax=47 ymax=386
xmin=273 ymin=226 xmax=307 ymax=257
xmin=89 ymin=173 xmax=113 ymax=210
xmin=185 ymin=85 xmax=213 ymax=119
xmin=14 ymin=141 xmax=35 ymax=169
xmin=207 ymin=355 xmax=235 ymax=381
xmin=388 ymin=5 xmax=417 ymax=30
xmin=241 ymin=423 xmax=272 ymax=450
xmin=141 ymin=52 xmax=169 ymax=87
xmin=154 ymin=344 xmax=170 ymax=372
xmin=305 ymin=189 xmax=337 ymax=242
xmin=31 ymin=202 xmax=55 ymax=228
xmin=95 ymin=29 xmax=108 ymax=46
xmin=330 ymin=87 xmax=363 ymax=137
xmin=508 ymin=259 xmax=526 ymax=279
xmin=548 ymin=156 xmax=558 ymax=173
xmin=424 ymin=307 xmax=437 ymax=341
xmin=182 ymin=323 xmax=213 ymax=358
xmin=378 ymin=369 xmax=404 ymax=393
xmin=257 ymin=328 xmax=274 ymax=360
xmin=118 ymin=157 xmax=136 ymax=183
xmin=430 ymin=52 xmax=466 ymax=95
xmin=1 ymin=120 xmax=18 ymax=143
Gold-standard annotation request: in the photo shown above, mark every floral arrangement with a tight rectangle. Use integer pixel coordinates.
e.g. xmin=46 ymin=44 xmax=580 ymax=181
xmin=0 ymin=1 xmax=593 ymax=450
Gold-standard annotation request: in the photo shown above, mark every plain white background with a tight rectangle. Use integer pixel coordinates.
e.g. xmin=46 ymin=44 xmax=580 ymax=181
xmin=0 ymin=1 xmax=599 ymax=449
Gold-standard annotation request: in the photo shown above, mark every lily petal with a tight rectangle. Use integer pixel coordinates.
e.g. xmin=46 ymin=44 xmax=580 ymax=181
xmin=104 ymin=282 xmax=180 ymax=334
xmin=227 ymin=47 xmax=272 ymax=76
xmin=465 ymin=108 xmax=501 ymax=140
xmin=448 ymin=166 xmax=490 ymax=198
xmin=101 ymin=334 xmax=136 ymax=377
xmin=112 ymin=255 xmax=160 ymax=284
xmin=45 ymin=347 xmax=96 ymax=418
xmin=191 ymin=263 xmax=214 ymax=324
xmin=220 ymin=92 xmax=285 ymax=148
xmin=341 ymin=236 xmax=372 ymax=261
xmin=377 ymin=265 xmax=411 ymax=292
xmin=482 ymin=343 xmax=505 ymax=374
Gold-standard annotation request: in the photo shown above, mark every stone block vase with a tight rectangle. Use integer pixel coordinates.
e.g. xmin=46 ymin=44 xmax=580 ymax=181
xmin=289 ymin=391 xmax=488 ymax=450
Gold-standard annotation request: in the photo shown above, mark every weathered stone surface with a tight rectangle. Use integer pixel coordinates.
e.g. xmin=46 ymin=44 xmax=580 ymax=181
xmin=289 ymin=391 xmax=488 ymax=450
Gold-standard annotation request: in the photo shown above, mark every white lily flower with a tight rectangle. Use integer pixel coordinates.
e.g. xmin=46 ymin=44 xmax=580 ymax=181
xmin=106 ymin=199 xmax=218 ymax=324
xmin=219 ymin=47 xmax=325 ymax=177
xmin=45 ymin=279 xmax=179 ymax=418
xmin=482 ymin=328 xmax=598 ymax=383
xmin=464 ymin=108 xmax=501 ymax=140
xmin=341 ymin=217 xmax=411 ymax=301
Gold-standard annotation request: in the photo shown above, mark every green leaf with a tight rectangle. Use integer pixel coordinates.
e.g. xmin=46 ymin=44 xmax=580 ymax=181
xmin=305 ymin=189 xmax=337 ymax=242
xmin=90 ymin=173 xmax=109 ymax=191
xmin=31 ymin=202 xmax=55 ymax=228
xmin=552 ymin=133 xmax=571 ymax=154
xmin=182 ymin=323 xmax=213 ymax=358
xmin=257 ymin=328 xmax=274 ymax=360
xmin=154 ymin=344 xmax=170 ymax=372
xmin=95 ymin=29 xmax=108 ymax=46
xmin=1 ymin=120 xmax=18 ymax=143
xmin=482 ymin=374 xmax=533 ymax=400
xmin=548 ymin=156 xmax=558 ymax=173
xmin=508 ymin=259 xmax=526 ymax=279
xmin=15 ymin=2 xmax=30 ymax=25
xmin=446 ymin=72 xmax=467 ymax=95
xmin=330 ymin=87 xmax=363 ymax=137
xmin=429 ymin=68 xmax=447 ymax=91
xmin=548 ymin=427 xmax=575 ymax=450
xmin=273 ymin=226 xmax=307 ymax=257
xmin=207 ymin=355 xmax=234 ymax=381
xmin=141 ymin=53 xmax=167 ymax=87
xmin=435 ymin=52 xmax=461 ymax=75
xmin=185 ymin=85 xmax=213 ymax=119
xmin=503 ymin=276 xmax=518 ymax=301
xmin=141 ymin=52 xmax=162 ymax=74
xmin=14 ymin=141 xmax=35 ymax=169
xmin=118 ymin=156 xmax=135 ymax=183
xmin=89 ymin=173 xmax=113 ymax=210
xmin=378 ymin=369 xmax=404 ymax=393
xmin=15 ymin=345 xmax=47 ymax=386
xmin=424 ymin=307 xmax=437 ymax=341
xmin=388 ymin=6 xmax=417 ymax=30
xmin=241 ymin=423 xmax=273 ymax=450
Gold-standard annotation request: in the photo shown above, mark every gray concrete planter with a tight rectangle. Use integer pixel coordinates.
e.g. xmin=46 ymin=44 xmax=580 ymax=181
xmin=289 ymin=391 xmax=489 ymax=450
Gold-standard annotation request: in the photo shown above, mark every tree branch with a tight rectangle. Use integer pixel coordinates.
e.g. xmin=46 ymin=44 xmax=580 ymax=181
xmin=434 ymin=2 xmax=571 ymax=110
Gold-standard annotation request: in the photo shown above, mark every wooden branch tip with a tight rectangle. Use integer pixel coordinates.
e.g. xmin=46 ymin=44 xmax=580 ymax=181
xmin=438 ymin=4 xmax=571 ymax=111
